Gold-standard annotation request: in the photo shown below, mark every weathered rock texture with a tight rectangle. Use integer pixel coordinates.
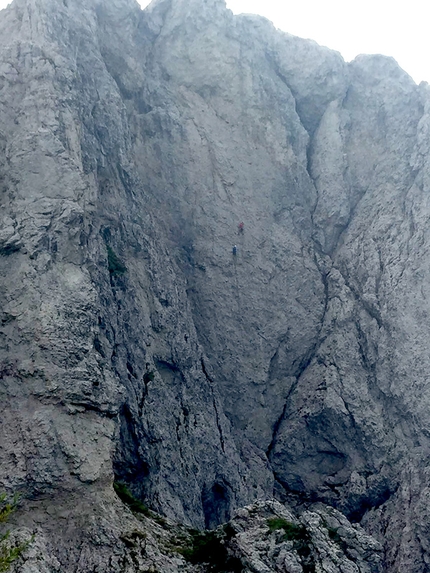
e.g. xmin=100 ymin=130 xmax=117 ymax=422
xmin=5 ymin=498 xmax=385 ymax=573
xmin=1 ymin=0 xmax=430 ymax=570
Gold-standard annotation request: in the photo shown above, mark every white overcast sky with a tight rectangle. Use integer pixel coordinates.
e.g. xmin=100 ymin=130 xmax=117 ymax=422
xmin=0 ymin=0 xmax=428 ymax=84
xmin=223 ymin=0 xmax=429 ymax=84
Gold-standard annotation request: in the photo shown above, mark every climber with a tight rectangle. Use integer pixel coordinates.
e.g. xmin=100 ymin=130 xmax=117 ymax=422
xmin=238 ymin=222 xmax=244 ymax=233
xmin=232 ymin=245 xmax=237 ymax=256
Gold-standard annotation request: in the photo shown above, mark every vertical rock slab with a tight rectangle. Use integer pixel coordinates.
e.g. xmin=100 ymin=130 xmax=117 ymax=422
xmin=1 ymin=0 xmax=430 ymax=570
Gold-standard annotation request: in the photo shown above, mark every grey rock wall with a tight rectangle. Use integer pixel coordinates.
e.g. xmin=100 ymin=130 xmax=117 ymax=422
xmin=1 ymin=0 xmax=430 ymax=570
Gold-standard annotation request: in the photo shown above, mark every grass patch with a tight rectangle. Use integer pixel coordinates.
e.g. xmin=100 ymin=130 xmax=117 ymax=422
xmin=0 ymin=494 xmax=18 ymax=526
xmin=152 ymin=514 xmax=168 ymax=527
xmin=267 ymin=517 xmax=287 ymax=531
xmin=107 ymin=246 xmax=127 ymax=276
xmin=327 ymin=526 xmax=348 ymax=552
xmin=267 ymin=517 xmax=306 ymax=541
xmin=178 ymin=527 xmax=243 ymax=573
xmin=113 ymin=482 xmax=151 ymax=517
xmin=114 ymin=482 xmax=171 ymax=531
xmin=267 ymin=517 xmax=315 ymax=573
xmin=327 ymin=526 xmax=342 ymax=543
xmin=0 ymin=536 xmax=32 ymax=573
xmin=0 ymin=493 xmax=33 ymax=572
xmin=143 ymin=370 xmax=155 ymax=384
xmin=120 ymin=529 xmax=147 ymax=549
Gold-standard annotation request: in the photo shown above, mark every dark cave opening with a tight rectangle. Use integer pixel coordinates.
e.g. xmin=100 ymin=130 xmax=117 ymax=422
xmin=113 ymin=404 xmax=150 ymax=487
xmin=201 ymin=481 xmax=232 ymax=529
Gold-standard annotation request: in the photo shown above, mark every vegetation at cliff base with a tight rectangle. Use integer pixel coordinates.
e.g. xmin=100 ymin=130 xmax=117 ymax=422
xmin=178 ymin=526 xmax=243 ymax=573
xmin=0 ymin=495 xmax=16 ymax=526
xmin=267 ymin=517 xmax=306 ymax=540
xmin=267 ymin=517 xmax=315 ymax=573
xmin=0 ymin=493 xmax=33 ymax=572
xmin=113 ymin=482 xmax=151 ymax=516
xmin=327 ymin=526 xmax=348 ymax=552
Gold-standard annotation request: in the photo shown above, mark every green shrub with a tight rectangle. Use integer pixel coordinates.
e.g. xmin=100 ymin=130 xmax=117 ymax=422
xmin=0 ymin=493 xmax=33 ymax=572
xmin=267 ymin=517 xmax=315 ymax=573
xmin=327 ymin=526 xmax=348 ymax=552
xmin=143 ymin=370 xmax=155 ymax=384
xmin=267 ymin=518 xmax=306 ymax=542
xmin=327 ymin=526 xmax=341 ymax=543
xmin=0 ymin=536 xmax=32 ymax=573
xmin=107 ymin=246 xmax=127 ymax=276
xmin=114 ymin=483 xmax=171 ymax=531
xmin=178 ymin=527 xmax=243 ymax=573
xmin=0 ymin=494 xmax=17 ymax=525
xmin=113 ymin=482 xmax=151 ymax=517
xmin=120 ymin=529 xmax=147 ymax=549
xmin=268 ymin=517 xmax=291 ymax=532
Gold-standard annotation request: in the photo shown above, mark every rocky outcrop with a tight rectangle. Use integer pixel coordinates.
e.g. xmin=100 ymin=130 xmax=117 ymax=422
xmin=6 ymin=497 xmax=384 ymax=573
xmin=1 ymin=0 xmax=430 ymax=570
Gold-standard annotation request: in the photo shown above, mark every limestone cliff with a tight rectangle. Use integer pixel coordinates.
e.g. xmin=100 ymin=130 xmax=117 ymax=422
xmin=0 ymin=0 xmax=429 ymax=570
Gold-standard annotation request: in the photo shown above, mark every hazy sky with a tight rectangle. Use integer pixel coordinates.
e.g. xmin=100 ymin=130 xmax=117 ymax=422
xmin=223 ymin=0 xmax=429 ymax=84
xmin=0 ymin=0 xmax=427 ymax=84
xmin=158 ymin=0 xmax=429 ymax=84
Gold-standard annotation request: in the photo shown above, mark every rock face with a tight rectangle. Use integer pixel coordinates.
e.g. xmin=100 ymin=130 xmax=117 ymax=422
xmin=1 ymin=0 xmax=430 ymax=570
xmin=5 ymin=497 xmax=384 ymax=573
